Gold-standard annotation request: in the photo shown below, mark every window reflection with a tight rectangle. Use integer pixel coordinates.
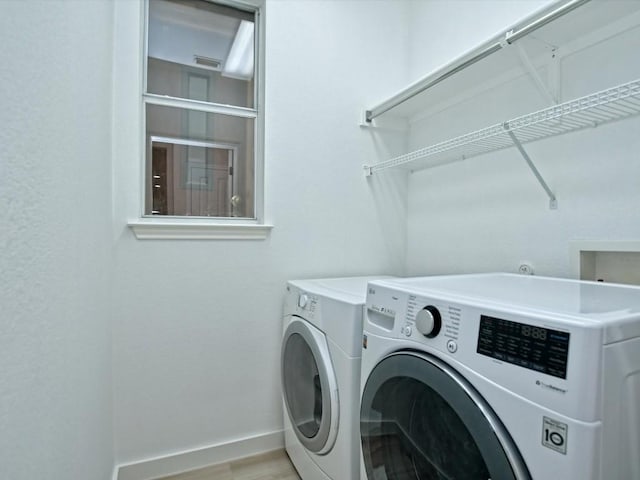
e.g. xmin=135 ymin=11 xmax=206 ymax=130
xmin=362 ymin=377 xmax=490 ymax=480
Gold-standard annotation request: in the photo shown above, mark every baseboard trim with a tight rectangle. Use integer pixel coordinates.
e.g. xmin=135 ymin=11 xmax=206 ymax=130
xmin=116 ymin=430 xmax=284 ymax=480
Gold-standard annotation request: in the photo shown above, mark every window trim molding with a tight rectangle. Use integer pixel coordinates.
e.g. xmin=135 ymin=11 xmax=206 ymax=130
xmin=128 ymin=219 xmax=273 ymax=240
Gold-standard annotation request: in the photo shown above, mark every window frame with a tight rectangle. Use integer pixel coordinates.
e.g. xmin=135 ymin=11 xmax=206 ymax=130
xmin=129 ymin=0 xmax=270 ymax=240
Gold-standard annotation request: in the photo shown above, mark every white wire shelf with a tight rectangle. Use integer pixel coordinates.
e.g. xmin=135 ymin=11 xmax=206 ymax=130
xmin=364 ymin=78 xmax=640 ymax=176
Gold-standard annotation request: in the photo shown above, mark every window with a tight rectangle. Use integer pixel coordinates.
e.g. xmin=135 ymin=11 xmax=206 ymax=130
xmin=139 ymin=0 xmax=265 ymax=236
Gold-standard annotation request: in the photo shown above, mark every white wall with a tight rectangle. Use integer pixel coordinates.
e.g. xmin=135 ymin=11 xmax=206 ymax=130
xmin=112 ymin=0 xmax=409 ymax=466
xmin=0 ymin=1 xmax=115 ymax=479
xmin=407 ymin=0 xmax=552 ymax=83
xmin=405 ymin=1 xmax=640 ymax=278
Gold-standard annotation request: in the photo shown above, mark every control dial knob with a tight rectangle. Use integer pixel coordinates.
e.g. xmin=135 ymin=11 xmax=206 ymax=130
xmin=298 ymin=294 xmax=309 ymax=309
xmin=415 ymin=305 xmax=442 ymax=338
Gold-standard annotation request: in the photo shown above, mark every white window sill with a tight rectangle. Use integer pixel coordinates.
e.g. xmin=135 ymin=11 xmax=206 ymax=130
xmin=128 ymin=220 xmax=273 ymax=240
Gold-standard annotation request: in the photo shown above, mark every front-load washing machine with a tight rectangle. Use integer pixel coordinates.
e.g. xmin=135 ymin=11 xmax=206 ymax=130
xmin=282 ymin=276 xmax=392 ymax=480
xmin=360 ymin=273 xmax=640 ymax=480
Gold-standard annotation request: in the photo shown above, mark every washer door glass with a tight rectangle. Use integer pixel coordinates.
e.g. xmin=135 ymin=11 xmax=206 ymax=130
xmin=282 ymin=318 xmax=337 ymax=454
xmin=361 ymin=352 xmax=531 ymax=480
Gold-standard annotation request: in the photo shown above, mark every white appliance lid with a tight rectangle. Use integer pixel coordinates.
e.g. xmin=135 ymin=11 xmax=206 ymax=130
xmin=374 ymin=273 xmax=640 ymax=321
xmin=289 ymin=276 xmax=393 ymax=304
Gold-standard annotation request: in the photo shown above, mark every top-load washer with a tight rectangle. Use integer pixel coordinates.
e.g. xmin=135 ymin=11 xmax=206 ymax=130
xmin=360 ymin=273 xmax=640 ymax=480
xmin=282 ymin=276 xmax=392 ymax=480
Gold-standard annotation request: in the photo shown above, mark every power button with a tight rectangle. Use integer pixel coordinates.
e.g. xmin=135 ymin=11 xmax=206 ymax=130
xmin=446 ymin=340 xmax=458 ymax=353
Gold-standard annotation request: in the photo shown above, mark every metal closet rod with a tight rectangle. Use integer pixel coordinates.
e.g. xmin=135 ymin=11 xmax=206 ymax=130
xmin=365 ymin=0 xmax=591 ymax=123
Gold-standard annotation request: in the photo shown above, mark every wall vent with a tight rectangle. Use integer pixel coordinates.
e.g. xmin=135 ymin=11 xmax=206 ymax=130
xmin=194 ymin=55 xmax=222 ymax=70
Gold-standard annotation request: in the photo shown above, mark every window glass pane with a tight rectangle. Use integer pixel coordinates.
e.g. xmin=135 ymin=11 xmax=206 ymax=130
xmin=145 ymin=104 xmax=255 ymax=218
xmin=147 ymin=0 xmax=255 ymax=108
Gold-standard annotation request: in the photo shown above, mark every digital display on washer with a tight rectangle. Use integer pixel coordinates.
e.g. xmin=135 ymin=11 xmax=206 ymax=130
xmin=477 ymin=315 xmax=570 ymax=379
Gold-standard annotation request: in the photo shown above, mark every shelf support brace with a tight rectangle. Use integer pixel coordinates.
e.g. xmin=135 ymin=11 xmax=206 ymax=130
xmin=513 ymin=43 xmax=559 ymax=105
xmin=504 ymin=124 xmax=558 ymax=209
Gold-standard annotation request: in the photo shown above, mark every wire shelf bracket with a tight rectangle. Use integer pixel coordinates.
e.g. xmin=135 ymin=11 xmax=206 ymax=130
xmin=504 ymin=125 xmax=557 ymax=209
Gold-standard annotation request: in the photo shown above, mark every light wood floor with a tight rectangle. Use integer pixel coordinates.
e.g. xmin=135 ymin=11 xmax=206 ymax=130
xmin=156 ymin=449 xmax=301 ymax=480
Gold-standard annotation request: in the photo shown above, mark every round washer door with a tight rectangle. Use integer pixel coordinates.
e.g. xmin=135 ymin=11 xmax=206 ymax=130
xmin=361 ymin=351 xmax=531 ymax=480
xmin=282 ymin=317 xmax=339 ymax=454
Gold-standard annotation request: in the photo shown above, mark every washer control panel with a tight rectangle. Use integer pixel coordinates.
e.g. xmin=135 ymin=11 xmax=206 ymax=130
xmin=367 ymin=288 xmax=465 ymax=356
xmin=477 ymin=314 xmax=570 ymax=379
xmin=286 ymin=286 xmax=320 ymax=321
xmin=403 ymin=295 xmax=462 ymax=354
xmin=366 ymin=283 xmax=577 ymax=381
